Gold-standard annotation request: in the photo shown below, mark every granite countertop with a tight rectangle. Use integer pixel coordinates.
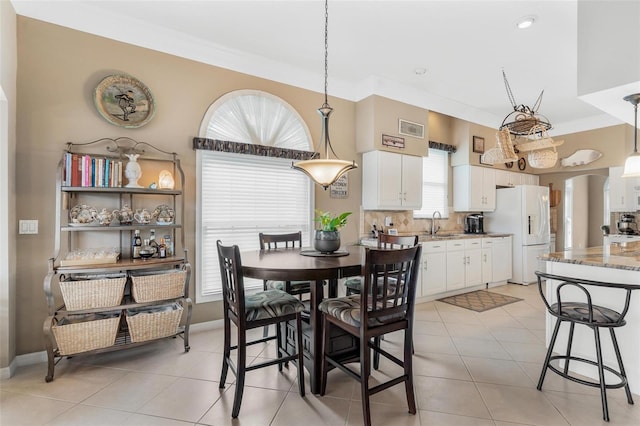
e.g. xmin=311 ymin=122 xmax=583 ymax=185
xmin=357 ymin=233 xmax=511 ymax=246
xmin=543 ymin=241 xmax=640 ymax=271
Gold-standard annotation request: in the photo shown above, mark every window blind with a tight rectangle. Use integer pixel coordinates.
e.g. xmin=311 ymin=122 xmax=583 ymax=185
xmin=196 ymin=150 xmax=313 ymax=302
xmin=414 ymin=149 xmax=449 ymax=218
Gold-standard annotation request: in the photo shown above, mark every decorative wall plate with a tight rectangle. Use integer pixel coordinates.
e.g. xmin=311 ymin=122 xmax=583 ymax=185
xmin=94 ymin=74 xmax=155 ymax=128
xmin=518 ymin=157 xmax=527 ymax=171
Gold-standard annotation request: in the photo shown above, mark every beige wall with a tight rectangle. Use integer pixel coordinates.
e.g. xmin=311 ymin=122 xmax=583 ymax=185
xmin=356 ymin=95 xmax=429 ymax=157
xmin=1 ymin=0 xmax=17 ymax=372
xmin=14 ymin=17 xmax=360 ymax=355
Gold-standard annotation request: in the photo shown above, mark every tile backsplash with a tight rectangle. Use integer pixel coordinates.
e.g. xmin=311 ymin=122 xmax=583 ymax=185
xmin=359 ymin=208 xmax=467 ymax=238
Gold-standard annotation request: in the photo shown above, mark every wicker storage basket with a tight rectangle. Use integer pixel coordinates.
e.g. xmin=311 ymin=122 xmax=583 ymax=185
xmin=481 ymin=129 xmax=518 ymax=164
xmin=52 ymin=313 xmax=120 ymax=355
xmin=528 ymin=149 xmax=558 ymax=169
xmin=60 ymin=277 xmax=126 ymax=311
xmin=126 ymin=303 xmax=183 ymax=343
xmin=131 ymin=270 xmax=186 ymax=303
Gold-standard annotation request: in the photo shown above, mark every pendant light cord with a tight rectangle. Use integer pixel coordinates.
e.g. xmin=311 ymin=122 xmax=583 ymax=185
xmin=634 ymin=101 xmax=638 ymax=153
xmin=323 ymin=0 xmax=329 ymax=108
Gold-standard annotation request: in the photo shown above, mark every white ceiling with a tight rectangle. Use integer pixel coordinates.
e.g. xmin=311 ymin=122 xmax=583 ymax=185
xmin=11 ymin=0 xmax=640 ymax=136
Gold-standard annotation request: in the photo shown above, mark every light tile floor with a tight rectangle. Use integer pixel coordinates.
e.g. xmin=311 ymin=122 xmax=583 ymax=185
xmin=2 ymin=283 xmax=640 ymax=425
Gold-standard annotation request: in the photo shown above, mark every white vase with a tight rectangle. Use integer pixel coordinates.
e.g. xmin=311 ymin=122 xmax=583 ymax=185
xmin=124 ymin=153 xmax=142 ymax=188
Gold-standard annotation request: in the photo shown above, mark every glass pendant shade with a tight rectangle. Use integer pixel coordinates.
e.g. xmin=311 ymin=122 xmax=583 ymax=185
xmin=622 ymin=93 xmax=640 ymax=178
xmin=292 ymin=158 xmax=356 ymax=189
xmin=293 ymin=105 xmax=357 ymax=189
xmin=622 ymin=152 xmax=640 ymax=177
xmin=292 ymin=0 xmax=358 ymax=189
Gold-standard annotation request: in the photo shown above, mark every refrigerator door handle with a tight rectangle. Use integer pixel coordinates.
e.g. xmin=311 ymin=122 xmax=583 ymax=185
xmin=528 ymin=216 xmax=532 ymax=234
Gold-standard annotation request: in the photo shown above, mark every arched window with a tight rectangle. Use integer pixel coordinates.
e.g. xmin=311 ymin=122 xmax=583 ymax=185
xmin=199 ymin=89 xmax=313 ymax=151
xmin=195 ymin=90 xmax=315 ymax=302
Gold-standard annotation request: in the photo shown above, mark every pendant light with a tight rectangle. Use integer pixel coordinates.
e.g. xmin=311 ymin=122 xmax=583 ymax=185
xmin=292 ymin=0 xmax=357 ymax=190
xmin=622 ymin=93 xmax=640 ymax=177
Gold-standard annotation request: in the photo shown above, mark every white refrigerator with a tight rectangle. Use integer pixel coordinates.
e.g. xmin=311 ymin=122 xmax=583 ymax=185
xmin=485 ymin=185 xmax=550 ymax=285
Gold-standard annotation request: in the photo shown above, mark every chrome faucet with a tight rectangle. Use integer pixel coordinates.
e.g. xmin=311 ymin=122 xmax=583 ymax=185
xmin=431 ymin=210 xmax=442 ymax=235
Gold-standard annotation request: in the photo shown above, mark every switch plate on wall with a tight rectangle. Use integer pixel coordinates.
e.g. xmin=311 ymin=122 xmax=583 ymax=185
xmin=19 ymin=220 xmax=38 ymax=234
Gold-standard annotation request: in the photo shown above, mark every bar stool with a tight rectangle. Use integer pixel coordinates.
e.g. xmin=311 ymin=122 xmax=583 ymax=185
xmin=535 ymin=271 xmax=635 ymax=422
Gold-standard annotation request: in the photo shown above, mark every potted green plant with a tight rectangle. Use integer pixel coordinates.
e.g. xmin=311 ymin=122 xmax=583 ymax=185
xmin=314 ymin=210 xmax=352 ymax=253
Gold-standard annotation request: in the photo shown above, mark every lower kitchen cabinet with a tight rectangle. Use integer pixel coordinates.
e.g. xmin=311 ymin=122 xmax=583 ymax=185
xmin=420 ymin=241 xmax=447 ymax=296
xmin=445 ymin=241 xmax=466 ymax=290
xmin=445 ymin=239 xmax=481 ymax=289
xmin=491 ymin=236 xmax=513 ymax=282
xmin=463 ymin=239 xmax=482 ymax=287
xmin=482 ymin=245 xmax=493 ymax=283
xmin=417 ymin=236 xmax=512 ymax=299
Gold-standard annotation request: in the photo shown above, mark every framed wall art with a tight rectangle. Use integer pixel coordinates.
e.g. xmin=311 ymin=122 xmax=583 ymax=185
xmin=382 ymin=134 xmax=405 ymax=149
xmin=94 ymin=74 xmax=155 ymax=128
xmin=472 ymin=136 xmax=485 ymax=154
xmin=330 ymin=174 xmax=348 ymax=198
xmin=398 ymin=119 xmax=424 ymax=139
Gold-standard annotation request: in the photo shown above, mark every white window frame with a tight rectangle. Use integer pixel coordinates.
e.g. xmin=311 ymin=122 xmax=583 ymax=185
xmin=413 ymin=149 xmax=450 ymax=219
xmin=196 ymin=151 xmax=314 ymax=303
xmin=195 ymin=90 xmax=315 ymax=303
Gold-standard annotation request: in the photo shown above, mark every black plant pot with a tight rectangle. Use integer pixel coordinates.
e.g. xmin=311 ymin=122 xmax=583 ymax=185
xmin=314 ymin=230 xmax=341 ymax=253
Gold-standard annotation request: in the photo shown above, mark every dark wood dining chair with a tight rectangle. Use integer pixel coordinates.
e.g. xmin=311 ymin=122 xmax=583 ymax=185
xmin=344 ymin=233 xmax=420 ymax=368
xmin=259 ymin=231 xmax=312 ymax=298
xmin=344 ymin=234 xmax=419 ymax=295
xmin=259 ymin=231 xmax=313 ymax=336
xmin=216 ymin=240 xmax=306 ymax=418
xmin=319 ymin=245 xmax=422 ymax=426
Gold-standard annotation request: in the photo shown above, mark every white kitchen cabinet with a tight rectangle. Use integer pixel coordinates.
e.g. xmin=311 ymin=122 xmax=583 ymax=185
xmin=481 ymin=246 xmax=493 ymax=283
xmin=490 ymin=236 xmax=512 ymax=283
xmin=495 ymin=170 xmax=521 ymax=187
xmin=608 ymin=166 xmax=639 ymax=212
xmin=522 ymin=173 xmax=540 ymax=186
xmin=445 ymin=239 xmax=481 ymax=289
xmin=362 ymin=150 xmax=423 ymax=210
xmin=464 ymin=239 xmax=482 ymax=287
xmin=495 ymin=170 xmax=539 ymax=188
xmin=420 ymin=241 xmax=447 ymax=296
xmin=445 ymin=245 xmax=466 ymax=291
xmin=453 ymin=165 xmax=496 ymax=212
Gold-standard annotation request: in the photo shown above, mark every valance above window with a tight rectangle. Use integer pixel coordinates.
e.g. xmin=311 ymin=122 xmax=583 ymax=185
xmin=429 ymin=140 xmax=457 ymax=153
xmin=192 ymin=137 xmax=318 ymax=161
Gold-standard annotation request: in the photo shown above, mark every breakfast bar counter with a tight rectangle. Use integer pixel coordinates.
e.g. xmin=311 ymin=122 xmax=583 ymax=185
xmin=541 ymin=242 xmax=640 ymax=394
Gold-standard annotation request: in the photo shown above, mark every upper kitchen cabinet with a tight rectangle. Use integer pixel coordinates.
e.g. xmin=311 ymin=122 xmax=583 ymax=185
xmin=495 ymin=169 xmax=540 ymax=187
xmin=355 ymin=95 xmax=428 ymax=157
xmin=453 ymin=165 xmax=496 ymax=211
xmin=362 ymin=151 xmax=423 ymax=210
xmin=609 ymin=166 xmax=640 ymax=212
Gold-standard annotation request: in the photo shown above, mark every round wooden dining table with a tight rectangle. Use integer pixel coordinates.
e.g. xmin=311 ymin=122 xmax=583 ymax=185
xmin=241 ymin=244 xmax=366 ymax=394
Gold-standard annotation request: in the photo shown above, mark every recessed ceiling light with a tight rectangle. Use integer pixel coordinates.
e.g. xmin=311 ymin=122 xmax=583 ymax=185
xmin=414 ymin=67 xmax=427 ymax=75
xmin=516 ymin=15 xmax=536 ymax=29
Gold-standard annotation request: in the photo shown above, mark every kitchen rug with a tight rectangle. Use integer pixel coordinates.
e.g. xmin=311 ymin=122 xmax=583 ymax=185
xmin=437 ymin=290 xmax=522 ymax=312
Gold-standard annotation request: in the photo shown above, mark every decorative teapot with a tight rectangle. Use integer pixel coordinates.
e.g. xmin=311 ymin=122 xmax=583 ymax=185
xmin=96 ymin=208 xmax=114 ymax=226
xmin=153 ymin=204 xmax=175 ymax=225
xmin=134 ymin=208 xmax=152 ymax=224
xmin=113 ymin=204 xmax=134 ymax=225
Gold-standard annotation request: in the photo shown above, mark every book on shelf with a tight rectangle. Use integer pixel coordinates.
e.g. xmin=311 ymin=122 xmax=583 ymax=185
xmin=62 ymin=153 xmax=124 ymax=188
